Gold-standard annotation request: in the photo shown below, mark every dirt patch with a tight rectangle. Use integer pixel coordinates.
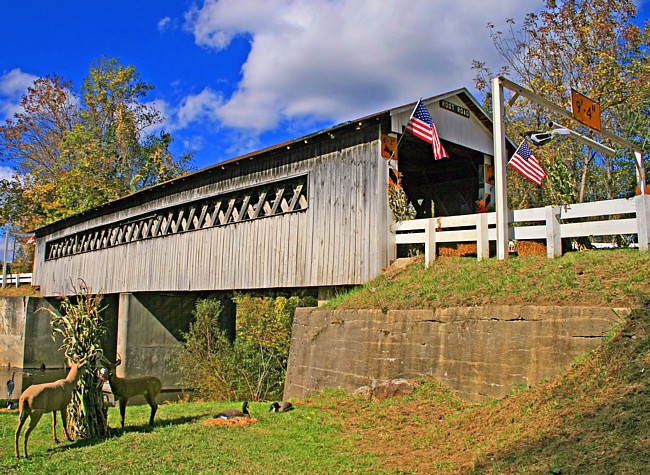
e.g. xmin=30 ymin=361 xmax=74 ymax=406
xmin=0 ymin=285 xmax=40 ymax=297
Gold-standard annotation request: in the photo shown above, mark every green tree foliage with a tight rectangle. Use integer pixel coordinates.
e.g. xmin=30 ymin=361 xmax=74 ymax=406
xmin=8 ymin=237 xmax=34 ymax=274
xmin=234 ymin=294 xmax=300 ymax=359
xmin=174 ymin=299 xmax=239 ymax=400
xmin=45 ymin=280 xmax=109 ymax=439
xmin=473 ymin=0 xmax=650 ymax=206
xmin=0 ymin=57 xmax=193 ymax=230
xmin=175 ymin=295 xmax=305 ymax=402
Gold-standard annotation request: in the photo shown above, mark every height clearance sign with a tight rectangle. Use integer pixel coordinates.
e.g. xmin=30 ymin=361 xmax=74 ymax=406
xmin=571 ymin=89 xmax=601 ymax=132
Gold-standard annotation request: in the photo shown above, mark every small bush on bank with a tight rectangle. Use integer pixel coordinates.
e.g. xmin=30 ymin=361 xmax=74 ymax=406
xmin=173 ymin=299 xmax=239 ymax=400
xmin=174 ymin=295 xmax=303 ymax=401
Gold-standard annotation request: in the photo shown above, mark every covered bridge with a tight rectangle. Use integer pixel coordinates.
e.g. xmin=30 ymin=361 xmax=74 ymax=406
xmin=29 ymin=88 xmax=509 ymax=385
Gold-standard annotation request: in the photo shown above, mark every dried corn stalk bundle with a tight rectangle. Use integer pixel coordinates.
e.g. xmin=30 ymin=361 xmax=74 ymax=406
xmin=388 ymin=182 xmax=416 ymax=223
xmin=45 ymin=279 xmax=110 ymax=439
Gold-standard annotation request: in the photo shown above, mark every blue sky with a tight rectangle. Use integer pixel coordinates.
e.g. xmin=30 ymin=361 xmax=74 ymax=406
xmin=0 ymin=0 xmax=648 ymax=178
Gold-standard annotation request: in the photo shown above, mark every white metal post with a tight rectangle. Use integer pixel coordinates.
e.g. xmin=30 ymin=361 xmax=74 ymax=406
xmin=492 ymin=78 xmax=509 ymax=260
xmin=636 ymin=194 xmax=650 ymax=252
xmin=634 ymin=150 xmax=647 ymax=195
xmin=2 ymin=230 xmax=9 ymax=289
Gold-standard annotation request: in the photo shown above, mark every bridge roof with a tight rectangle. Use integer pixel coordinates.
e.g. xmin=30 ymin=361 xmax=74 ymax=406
xmin=36 ymin=87 xmax=505 ymax=237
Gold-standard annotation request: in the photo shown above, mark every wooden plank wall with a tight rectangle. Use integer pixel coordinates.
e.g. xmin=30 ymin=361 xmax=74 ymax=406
xmin=33 ymin=136 xmax=393 ymax=296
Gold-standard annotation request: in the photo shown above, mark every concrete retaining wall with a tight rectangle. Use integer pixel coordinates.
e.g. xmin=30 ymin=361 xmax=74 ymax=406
xmin=24 ymin=298 xmax=66 ymax=369
xmin=0 ymin=294 xmax=186 ymax=398
xmin=0 ymin=297 xmax=64 ymax=369
xmin=116 ymin=293 xmax=183 ymax=391
xmin=284 ymin=306 xmax=628 ymax=402
xmin=0 ymin=297 xmax=27 ymax=368
xmin=4 ymin=295 xmax=630 ymax=404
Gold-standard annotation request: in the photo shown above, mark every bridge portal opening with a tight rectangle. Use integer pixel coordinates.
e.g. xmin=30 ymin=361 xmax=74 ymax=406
xmin=397 ymin=135 xmax=486 ymax=218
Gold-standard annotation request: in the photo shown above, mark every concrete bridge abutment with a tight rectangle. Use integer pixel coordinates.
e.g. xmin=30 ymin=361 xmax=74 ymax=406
xmin=284 ymin=305 xmax=629 ymax=402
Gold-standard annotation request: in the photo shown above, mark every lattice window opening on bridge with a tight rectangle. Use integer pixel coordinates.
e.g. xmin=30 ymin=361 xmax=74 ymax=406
xmin=45 ymin=175 xmax=309 ymax=261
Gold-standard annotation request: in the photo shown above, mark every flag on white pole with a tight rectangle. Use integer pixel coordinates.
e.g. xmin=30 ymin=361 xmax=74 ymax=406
xmin=405 ymin=100 xmax=449 ymax=160
xmin=508 ymin=140 xmax=546 ymax=186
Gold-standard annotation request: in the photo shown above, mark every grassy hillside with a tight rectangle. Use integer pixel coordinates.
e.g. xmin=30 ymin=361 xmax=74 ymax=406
xmin=320 ymin=307 xmax=649 ymax=474
xmin=1 ymin=249 xmax=648 ymax=473
xmin=325 ymin=249 xmax=650 ymax=310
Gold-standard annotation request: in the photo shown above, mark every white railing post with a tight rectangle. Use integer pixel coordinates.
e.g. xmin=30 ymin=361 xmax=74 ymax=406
xmin=545 ymin=205 xmax=562 ymax=258
xmin=636 ymin=194 xmax=650 ymax=252
xmin=476 ymin=213 xmax=489 ymax=260
xmin=424 ymin=218 xmax=436 ymax=267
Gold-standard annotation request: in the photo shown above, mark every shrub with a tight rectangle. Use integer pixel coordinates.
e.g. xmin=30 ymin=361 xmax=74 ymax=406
xmin=233 ymin=294 xmax=301 ymax=399
xmin=174 ymin=299 xmax=239 ymax=400
xmin=174 ymin=295 xmax=303 ymax=401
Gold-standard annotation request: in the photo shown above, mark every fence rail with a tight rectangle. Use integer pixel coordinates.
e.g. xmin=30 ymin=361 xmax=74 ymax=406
xmin=394 ymin=195 xmax=650 ymax=266
xmin=2 ymin=273 xmax=33 ymax=287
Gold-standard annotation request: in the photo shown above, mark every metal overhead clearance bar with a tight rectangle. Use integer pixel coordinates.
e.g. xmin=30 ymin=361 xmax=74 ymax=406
xmin=491 ymin=76 xmax=647 ymax=260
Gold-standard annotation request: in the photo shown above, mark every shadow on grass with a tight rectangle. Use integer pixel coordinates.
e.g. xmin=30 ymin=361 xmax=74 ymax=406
xmin=54 ymin=413 xmax=208 ymax=452
xmin=468 ymin=310 xmax=649 ymax=475
xmin=468 ymin=400 xmax=648 ymax=475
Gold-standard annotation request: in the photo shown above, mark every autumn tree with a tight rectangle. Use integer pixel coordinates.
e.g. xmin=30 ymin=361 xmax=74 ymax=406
xmin=0 ymin=74 xmax=76 ymax=230
xmin=473 ymin=0 xmax=650 ymax=207
xmin=0 ymin=57 xmax=193 ymax=230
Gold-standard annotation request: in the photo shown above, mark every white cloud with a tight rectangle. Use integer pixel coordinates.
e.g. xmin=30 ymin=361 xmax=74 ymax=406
xmin=0 ymin=68 xmax=38 ymax=120
xmin=158 ymin=16 xmax=172 ymax=32
xmin=0 ymin=166 xmax=14 ymax=181
xmin=184 ymin=0 xmax=543 ymax=132
xmin=144 ymin=91 xmax=224 ymax=135
xmin=143 ymin=99 xmax=173 ymax=134
xmin=182 ymin=134 xmax=207 ymax=152
xmin=176 ymin=87 xmax=223 ymax=129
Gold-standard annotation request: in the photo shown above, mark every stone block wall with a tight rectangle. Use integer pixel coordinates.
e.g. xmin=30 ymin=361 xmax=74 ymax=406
xmin=284 ymin=306 xmax=628 ymax=402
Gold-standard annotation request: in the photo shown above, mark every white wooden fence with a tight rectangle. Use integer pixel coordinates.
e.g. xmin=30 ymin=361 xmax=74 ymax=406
xmin=394 ymin=195 xmax=650 ymax=265
xmin=2 ymin=273 xmax=33 ymax=287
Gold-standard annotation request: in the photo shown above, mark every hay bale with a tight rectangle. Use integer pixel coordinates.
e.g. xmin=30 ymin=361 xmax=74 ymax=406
xmin=516 ymin=240 xmax=547 ymax=256
xmin=437 ymin=243 xmax=477 ymax=257
xmin=203 ymin=417 xmax=258 ymax=427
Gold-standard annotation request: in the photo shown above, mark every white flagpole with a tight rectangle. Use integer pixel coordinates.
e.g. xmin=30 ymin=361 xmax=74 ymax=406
xmin=492 ymin=78 xmax=509 ymax=260
xmin=388 ymin=99 xmax=422 ymax=161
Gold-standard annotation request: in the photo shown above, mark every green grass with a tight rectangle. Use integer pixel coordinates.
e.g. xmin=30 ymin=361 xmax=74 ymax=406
xmin=325 ymin=249 xmax=650 ymax=310
xmin=2 ymin=400 xmax=384 ymax=474
xmin=1 ymin=249 xmax=648 ymax=474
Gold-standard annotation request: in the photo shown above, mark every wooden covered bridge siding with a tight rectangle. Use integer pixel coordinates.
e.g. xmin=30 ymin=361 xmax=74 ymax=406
xmin=33 ymin=126 xmax=394 ymax=297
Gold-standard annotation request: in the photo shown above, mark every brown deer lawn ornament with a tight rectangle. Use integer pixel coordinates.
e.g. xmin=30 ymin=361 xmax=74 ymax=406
xmin=15 ymin=363 xmax=85 ymax=458
xmin=102 ymin=355 xmax=162 ymax=429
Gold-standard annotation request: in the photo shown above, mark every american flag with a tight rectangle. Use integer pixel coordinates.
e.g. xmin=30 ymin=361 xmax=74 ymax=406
xmin=508 ymin=140 xmax=546 ymax=186
xmin=405 ymin=100 xmax=449 ymax=160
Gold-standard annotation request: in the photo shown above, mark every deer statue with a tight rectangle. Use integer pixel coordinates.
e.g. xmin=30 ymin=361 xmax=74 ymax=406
xmin=102 ymin=355 xmax=162 ymax=429
xmin=15 ymin=362 xmax=85 ymax=458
